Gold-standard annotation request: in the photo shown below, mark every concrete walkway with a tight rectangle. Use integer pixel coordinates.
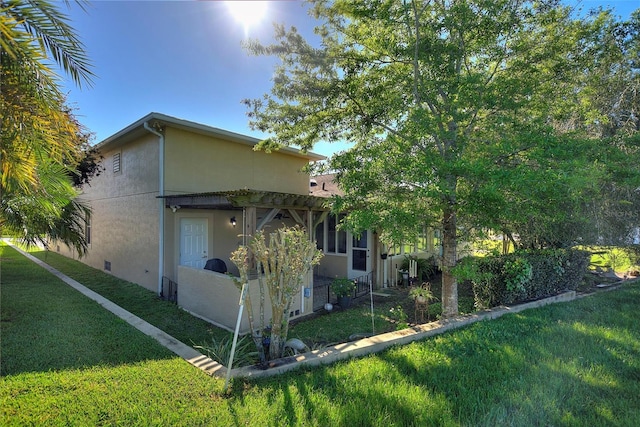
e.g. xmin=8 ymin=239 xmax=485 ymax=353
xmin=13 ymin=241 xmax=620 ymax=380
xmin=9 ymin=243 xmax=226 ymax=377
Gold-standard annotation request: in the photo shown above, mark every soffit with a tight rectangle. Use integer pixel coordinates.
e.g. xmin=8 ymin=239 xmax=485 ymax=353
xmin=161 ymin=189 xmax=331 ymax=211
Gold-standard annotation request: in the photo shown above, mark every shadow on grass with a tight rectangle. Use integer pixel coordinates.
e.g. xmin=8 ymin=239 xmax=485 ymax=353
xmin=1 ymin=244 xmax=176 ymax=376
xmin=227 ymin=284 xmax=640 ymax=425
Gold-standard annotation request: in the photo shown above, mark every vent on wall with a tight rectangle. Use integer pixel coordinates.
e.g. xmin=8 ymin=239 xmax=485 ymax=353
xmin=104 ymin=260 xmax=111 ymax=271
xmin=113 ymin=152 xmax=121 ymax=173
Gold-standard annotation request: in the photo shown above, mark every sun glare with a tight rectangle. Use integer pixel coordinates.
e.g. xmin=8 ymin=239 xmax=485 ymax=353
xmin=226 ymin=1 xmax=268 ymax=35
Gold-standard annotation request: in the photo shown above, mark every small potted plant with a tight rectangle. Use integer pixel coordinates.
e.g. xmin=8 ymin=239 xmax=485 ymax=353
xmin=409 ymin=283 xmax=437 ymax=304
xmin=331 ymin=277 xmax=356 ymax=308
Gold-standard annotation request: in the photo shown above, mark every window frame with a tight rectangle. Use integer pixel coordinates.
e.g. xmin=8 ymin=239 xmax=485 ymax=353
xmin=315 ymin=213 xmax=347 ymax=255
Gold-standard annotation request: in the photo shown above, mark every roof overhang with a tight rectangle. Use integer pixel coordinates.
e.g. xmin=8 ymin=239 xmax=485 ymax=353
xmin=161 ymin=189 xmax=331 ymax=211
xmin=94 ymin=112 xmax=325 ymax=162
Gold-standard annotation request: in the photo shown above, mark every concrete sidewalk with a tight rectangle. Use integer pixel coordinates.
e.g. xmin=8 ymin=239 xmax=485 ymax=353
xmin=9 ymin=242 xmax=226 ymax=377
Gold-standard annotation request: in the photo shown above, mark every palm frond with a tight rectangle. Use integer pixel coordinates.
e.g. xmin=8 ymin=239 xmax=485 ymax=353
xmin=2 ymin=0 xmax=93 ymax=87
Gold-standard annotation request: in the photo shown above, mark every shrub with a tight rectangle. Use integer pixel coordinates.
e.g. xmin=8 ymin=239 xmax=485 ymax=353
xmin=388 ymin=305 xmax=409 ymax=330
xmin=401 ymin=255 xmax=439 ymax=281
xmin=331 ymin=277 xmax=356 ymax=297
xmin=453 ymin=249 xmax=590 ymax=309
xmin=194 ymin=334 xmax=258 ymax=368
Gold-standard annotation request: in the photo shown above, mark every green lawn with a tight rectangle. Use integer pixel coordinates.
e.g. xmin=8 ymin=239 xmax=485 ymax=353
xmin=25 ymin=246 xmax=229 ymax=346
xmin=2 ymin=243 xmax=640 ymax=425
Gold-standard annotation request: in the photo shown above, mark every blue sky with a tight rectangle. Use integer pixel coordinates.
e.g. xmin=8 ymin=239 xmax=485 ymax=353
xmin=60 ymin=0 xmax=638 ymax=158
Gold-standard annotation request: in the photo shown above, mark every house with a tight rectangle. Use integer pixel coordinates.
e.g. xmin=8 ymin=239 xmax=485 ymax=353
xmin=310 ymin=174 xmax=446 ymax=290
xmin=53 ymin=113 xmax=392 ymax=331
xmin=54 ymin=113 xmax=445 ymax=331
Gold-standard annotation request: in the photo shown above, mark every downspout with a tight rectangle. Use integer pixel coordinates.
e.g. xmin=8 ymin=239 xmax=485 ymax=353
xmin=144 ymin=121 xmax=165 ymax=296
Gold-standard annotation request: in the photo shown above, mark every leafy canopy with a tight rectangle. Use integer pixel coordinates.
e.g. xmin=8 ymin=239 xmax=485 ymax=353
xmin=1 ymin=0 xmax=95 ymax=255
xmin=243 ymin=0 xmax=639 ymax=315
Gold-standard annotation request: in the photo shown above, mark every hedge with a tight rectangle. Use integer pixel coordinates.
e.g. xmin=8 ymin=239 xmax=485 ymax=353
xmin=453 ymin=249 xmax=590 ymax=309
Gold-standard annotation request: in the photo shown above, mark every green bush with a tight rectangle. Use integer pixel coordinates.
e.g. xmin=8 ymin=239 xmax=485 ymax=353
xmin=401 ymin=255 xmax=439 ymax=281
xmin=331 ymin=277 xmax=356 ymax=297
xmin=453 ymin=249 xmax=590 ymax=309
xmin=194 ymin=334 xmax=258 ymax=368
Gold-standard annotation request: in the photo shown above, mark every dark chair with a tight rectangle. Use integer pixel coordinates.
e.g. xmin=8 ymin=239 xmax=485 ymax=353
xmin=204 ymin=258 xmax=227 ymax=274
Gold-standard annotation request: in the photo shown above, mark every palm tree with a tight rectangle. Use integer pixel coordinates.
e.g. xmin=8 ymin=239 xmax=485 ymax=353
xmin=1 ymin=0 xmax=94 ymax=255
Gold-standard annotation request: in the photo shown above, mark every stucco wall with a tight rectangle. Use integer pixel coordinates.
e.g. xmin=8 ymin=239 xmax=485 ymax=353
xmin=56 ymin=134 xmax=161 ymax=291
xmin=163 ymin=127 xmax=310 ymax=195
xmin=178 ymin=266 xmax=312 ymax=333
xmin=57 ymin=121 xmax=319 ymax=295
xmin=315 ymin=254 xmax=348 ymax=279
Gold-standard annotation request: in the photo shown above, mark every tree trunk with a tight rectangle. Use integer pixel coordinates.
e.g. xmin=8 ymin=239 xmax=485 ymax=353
xmin=441 ymin=201 xmax=459 ymax=317
xmin=269 ymin=321 xmax=283 ymax=360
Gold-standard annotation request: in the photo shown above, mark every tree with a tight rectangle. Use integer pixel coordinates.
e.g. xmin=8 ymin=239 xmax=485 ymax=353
xmin=571 ymin=9 xmax=640 ymax=138
xmin=490 ymin=8 xmax=640 ymax=249
xmin=1 ymin=0 xmax=94 ymax=254
xmin=243 ymin=0 xmax=592 ymax=316
xmin=230 ymin=227 xmax=322 ymax=361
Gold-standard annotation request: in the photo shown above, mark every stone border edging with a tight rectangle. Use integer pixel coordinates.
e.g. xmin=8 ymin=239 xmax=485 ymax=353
xmin=231 ymin=291 xmax=577 ymax=379
xmin=8 ymin=240 xmax=598 ymax=381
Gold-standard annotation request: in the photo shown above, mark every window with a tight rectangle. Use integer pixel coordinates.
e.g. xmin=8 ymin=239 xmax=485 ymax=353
xmin=315 ymin=222 xmax=324 ymax=251
xmin=85 ymin=214 xmax=91 ymax=245
xmin=417 ymin=227 xmax=428 ymax=252
xmin=113 ymin=152 xmax=121 ymax=173
xmin=327 ymin=214 xmax=337 ymax=252
xmin=318 ymin=213 xmax=346 ymax=255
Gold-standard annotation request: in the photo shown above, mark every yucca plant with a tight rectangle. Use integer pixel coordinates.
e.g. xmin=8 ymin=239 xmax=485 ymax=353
xmin=194 ymin=334 xmax=259 ymax=368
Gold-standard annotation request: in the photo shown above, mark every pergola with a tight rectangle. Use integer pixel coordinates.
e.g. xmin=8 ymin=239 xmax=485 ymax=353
xmin=161 ymin=189 xmax=331 ymax=238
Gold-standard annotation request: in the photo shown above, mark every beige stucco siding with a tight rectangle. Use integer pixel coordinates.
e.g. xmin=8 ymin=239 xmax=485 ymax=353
xmin=316 ymin=254 xmax=348 ymax=279
xmin=72 ymin=133 xmax=161 ymax=291
xmin=166 ymin=208 xmax=243 ymax=279
xmin=163 ymin=127 xmax=310 ymax=195
xmin=55 ymin=117 xmax=323 ymax=299
xmin=178 ymin=266 xmax=311 ymax=333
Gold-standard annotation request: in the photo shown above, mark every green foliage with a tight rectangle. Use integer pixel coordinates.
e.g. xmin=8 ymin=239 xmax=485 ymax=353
xmin=454 ymin=249 xmax=591 ymax=309
xmin=503 ymin=257 xmax=533 ymax=296
xmin=243 ymin=0 xmax=640 ymax=317
xmin=400 ymin=255 xmax=438 ymax=281
xmin=330 ymin=277 xmax=356 ymax=297
xmin=1 ymin=1 xmax=95 ymax=254
xmin=408 ymin=285 xmax=437 ymax=302
xmin=194 ymin=335 xmax=259 ymax=368
xmin=388 ymin=305 xmax=408 ymax=331
xmin=230 ymin=227 xmax=323 ymax=361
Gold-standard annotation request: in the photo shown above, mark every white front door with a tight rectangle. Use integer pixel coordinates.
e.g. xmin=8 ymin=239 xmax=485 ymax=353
xmin=180 ymin=218 xmax=208 ymax=269
xmin=348 ymin=230 xmax=371 ymax=279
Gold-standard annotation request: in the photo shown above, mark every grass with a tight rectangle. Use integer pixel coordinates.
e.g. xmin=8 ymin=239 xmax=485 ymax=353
xmin=3 ymin=242 xmax=640 ymax=425
xmin=23 ymin=245 xmax=476 ymax=351
xmin=24 ymin=246 xmax=229 ymax=346
xmin=288 ymin=284 xmax=475 ymax=346
xmin=0 ymin=243 xmax=175 ymax=375
xmin=585 ymin=246 xmax=640 ymax=274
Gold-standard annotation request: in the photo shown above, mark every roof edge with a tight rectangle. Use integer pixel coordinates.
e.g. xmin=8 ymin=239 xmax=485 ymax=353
xmin=94 ymin=112 xmax=325 ymax=161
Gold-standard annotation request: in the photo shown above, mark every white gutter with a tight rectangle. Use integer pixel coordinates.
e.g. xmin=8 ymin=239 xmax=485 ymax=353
xmin=144 ymin=121 xmax=165 ymax=295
